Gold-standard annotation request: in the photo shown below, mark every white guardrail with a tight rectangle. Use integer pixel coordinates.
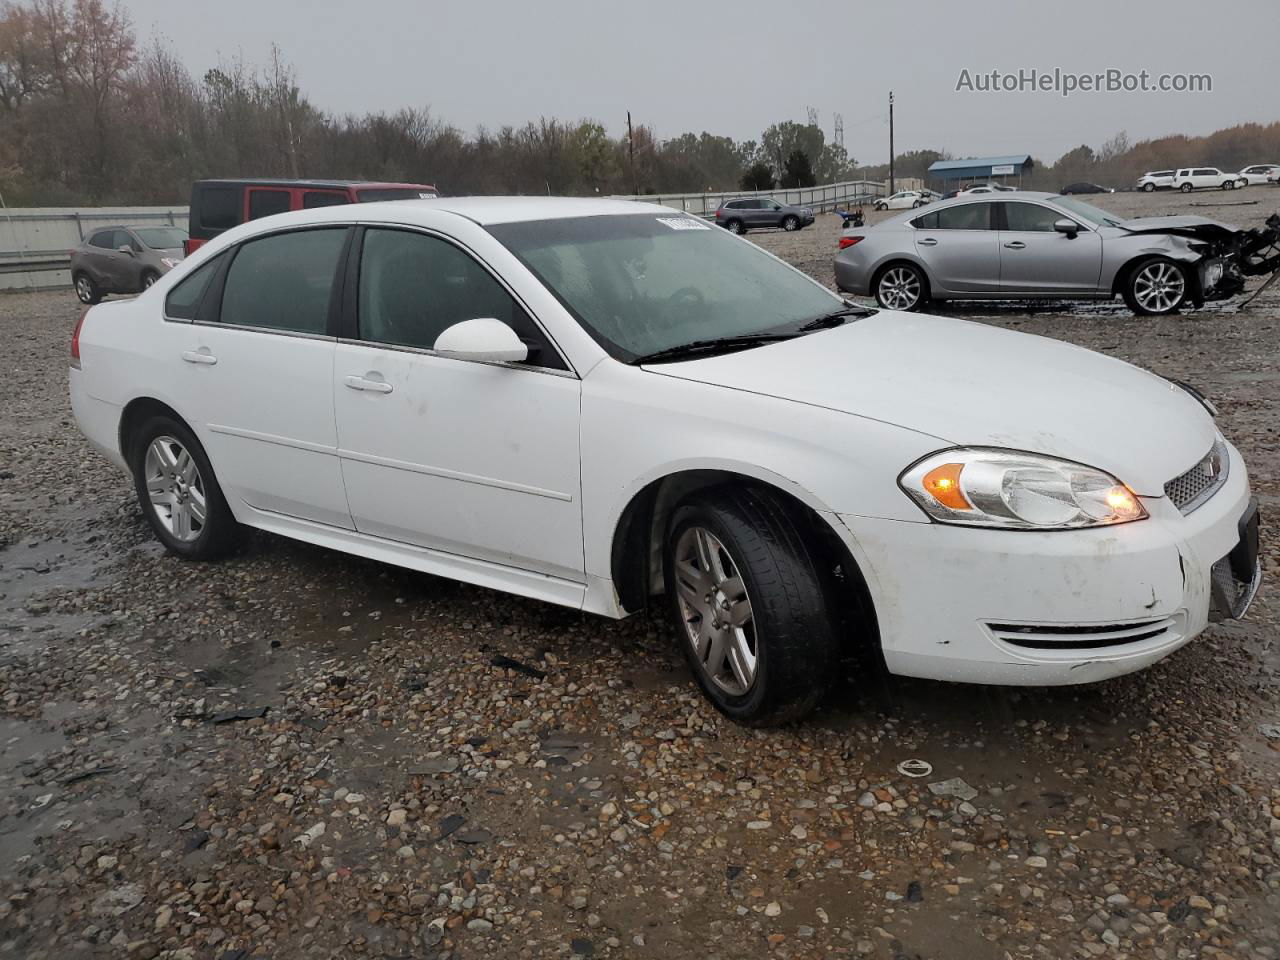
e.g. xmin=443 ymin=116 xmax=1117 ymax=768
xmin=609 ymin=179 xmax=888 ymax=218
xmin=1 ymin=206 xmax=187 ymax=292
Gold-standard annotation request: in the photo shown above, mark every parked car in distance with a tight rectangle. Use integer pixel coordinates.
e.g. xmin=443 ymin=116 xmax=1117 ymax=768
xmin=69 ymin=197 xmax=1260 ymax=725
xmin=834 ymin=191 xmax=1239 ymax=316
xmin=1236 ymin=164 xmax=1279 ymax=186
xmin=958 ymin=183 xmax=1016 ymax=195
xmin=71 ymin=224 xmax=188 ymax=305
xmin=714 ymin=197 xmax=814 ymax=234
xmin=186 ymin=178 xmax=439 ymax=255
xmin=1173 ymin=168 xmax=1240 ymax=192
xmin=1061 ymin=182 xmax=1114 ymax=195
xmin=873 ymin=190 xmax=930 ymax=211
xmin=1136 ymin=170 xmax=1175 ymax=192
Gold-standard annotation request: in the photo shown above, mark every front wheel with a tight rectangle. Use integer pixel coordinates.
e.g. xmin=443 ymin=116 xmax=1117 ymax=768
xmin=130 ymin=415 xmax=243 ymax=559
xmin=1123 ymin=257 xmax=1188 ymax=315
xmin=1223 ymin=181 xmax=1235 ymax=190
xmin=141 ymin=270 xmax=160 ymax=291
xmin=874 ymin=202 xmax=886 ymax=211
xmin=1142 ymin=183 xmax=1155 ymax=192
xmin=1180 ymin=182 xmax=1193 ymax=193
xmin=874 ymin=262 xmax=927 ymax=311
xmin=664 ymin=488 xmax=837 ymax=725
xmin=782 ymin=215 xmax=799 ymax=231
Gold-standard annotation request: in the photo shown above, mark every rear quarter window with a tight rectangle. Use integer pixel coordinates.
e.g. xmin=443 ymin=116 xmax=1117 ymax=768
xmin=165 ymin=255 xmax=223 ymax=321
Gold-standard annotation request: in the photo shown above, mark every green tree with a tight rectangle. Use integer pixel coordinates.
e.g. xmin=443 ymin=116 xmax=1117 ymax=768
xmin=740 ymin=161 xmax=774 ymax=191
xmin=781 ymin=149 xmax=815 ymax=188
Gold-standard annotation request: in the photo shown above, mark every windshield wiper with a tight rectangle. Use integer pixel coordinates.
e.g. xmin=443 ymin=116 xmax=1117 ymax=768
xmin=796 ymin=304 xmax=875 ymax=332
xmin=629 ymin=333 xmax=796 ymax=365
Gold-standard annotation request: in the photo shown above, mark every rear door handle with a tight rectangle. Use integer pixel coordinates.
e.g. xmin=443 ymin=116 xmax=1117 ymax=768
xmin=344 ymin=375 xmax=393 ymax=394
xmin=181 ymin=349 xmax=217 ymax=365
xmin=1003 ymin=241 xmax=1027 ymax=250
xmin=918 ymin=238 xmax=938 ymax=246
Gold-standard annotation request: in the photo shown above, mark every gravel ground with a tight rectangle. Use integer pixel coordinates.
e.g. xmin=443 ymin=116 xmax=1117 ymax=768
xmin=2 ymin=187 xmax=1279 ymax=960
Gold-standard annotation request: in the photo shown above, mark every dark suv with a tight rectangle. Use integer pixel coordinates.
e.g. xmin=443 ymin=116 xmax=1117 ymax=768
xmin=714 ymin=197 xmax=815 ymax=234
xmin=186 ymin=179 xmax=439 ymax=254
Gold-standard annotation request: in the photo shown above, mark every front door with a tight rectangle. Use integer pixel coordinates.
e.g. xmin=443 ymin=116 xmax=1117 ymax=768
xmin=912 ymin=201 xmax=1001 ymax=292
xmin=179 ymin=225 xmax=354 ymax=529
xmin=332 ymin=226 xmax=584 ymax=581
xmin=997 ymin=201 xmax=1103 ymax=294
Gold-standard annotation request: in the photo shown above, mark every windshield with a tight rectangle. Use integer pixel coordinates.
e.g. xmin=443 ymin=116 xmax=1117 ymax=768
xmin=357 ymin=187 xmax=438 ymax=201
xmin=488 ymin=213 xmax=847 ymax=362
xmin=134 ymin=227 xmax=187 ymax=249
xmin=1051 ymin=196 xmax=1123 ymax=227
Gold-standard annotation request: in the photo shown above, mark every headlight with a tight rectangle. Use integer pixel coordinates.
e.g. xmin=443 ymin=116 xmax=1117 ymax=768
xmin=160 ymin=257 xmax=181 ymax=269
xmin=899 ymin=448 xmax=1147 ymax=529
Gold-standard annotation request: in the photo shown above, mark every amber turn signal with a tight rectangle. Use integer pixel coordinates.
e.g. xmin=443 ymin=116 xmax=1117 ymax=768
xmin=922 ymin=462 xmax=971 ymax=510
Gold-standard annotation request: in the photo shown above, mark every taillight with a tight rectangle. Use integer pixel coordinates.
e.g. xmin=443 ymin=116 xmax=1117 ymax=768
xmin=838 ymin=235 xmax=864 ymax=249
xmin=71 ymin=308 xmax=89 ymax=369
xmin=183 ymin=238 xmax=192 ymax=256
xmin=715 ymin=209 xmax=722 ymax=218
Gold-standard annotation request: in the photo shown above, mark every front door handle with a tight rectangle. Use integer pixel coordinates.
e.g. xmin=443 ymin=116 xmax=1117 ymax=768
xmin=344 ymin=375 xmax=393 ymax=394
xmin=1003 ymin=241 xmax=1027 ymax=250
xmin=918 ymin=237 xmax=938 ymax=246
xmin=181 ymin=349 xmax=217 ymax=365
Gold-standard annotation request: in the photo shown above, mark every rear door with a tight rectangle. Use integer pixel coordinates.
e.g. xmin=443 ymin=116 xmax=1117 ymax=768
xmin=246 ymin=188 xmax=292 ymax=222
xmin=911 ymin=201 xmax=1001 ymax=292
xmin=997 ymin=201 xmax=1102 ymax=294
xmin=179 ymin=226 xmax=354 ymax=529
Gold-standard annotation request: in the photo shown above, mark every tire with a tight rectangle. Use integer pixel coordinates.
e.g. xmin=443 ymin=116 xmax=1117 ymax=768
xmin=874 ymin=202 xmax=886 ymax=211
xmin=725 ymin=218 xmax=745 ymax=235
xmin=74 ymin=272 xmax=102 ymax=305
xmin=873 ymin=262 xmax=928 ymax=311
xmin=1223 ymin=181 xmax=1234 ymax=190
xmin=140 ymin=270 xmax=160 ymax=291
xmin=1122 ymin=257 xmax=1188 ymax=316
xmin=129 ymin=414 xmax=243 ymax=560
xmin=782 ymin=215 xmax=799 ymax=232
xmin=663 ymin=487 xmax=838 ymax=726
xmin=1142 ymin=183 xmax=1155 ymax=192
xmin=911 ymin=200 xmax=922 ymax=208
xmin=1180 ymin=182 xmax=1193 ymax=193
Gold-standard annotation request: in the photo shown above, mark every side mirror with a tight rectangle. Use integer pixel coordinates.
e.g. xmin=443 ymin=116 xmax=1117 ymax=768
xmin=1053 ymin=218 xmax=1079 ymax=238
xmin=433 ymin=317 xmax=528 ymax=364
xmin=117 ymin=244 xmax=136 ymax=256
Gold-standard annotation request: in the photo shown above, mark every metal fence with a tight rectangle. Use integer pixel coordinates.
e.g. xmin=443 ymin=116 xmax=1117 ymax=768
xmin=608 ymin=179 xmax=888 ymax=218
xmin=0 ymin=206 xmax=188 ymax=292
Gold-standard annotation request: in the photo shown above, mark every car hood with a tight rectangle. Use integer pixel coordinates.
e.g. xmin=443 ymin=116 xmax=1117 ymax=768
xmin=1117 ymin=215 xmax=1241 ymax=242
xmin=644 ymin=311 xmax=1215 ymax=495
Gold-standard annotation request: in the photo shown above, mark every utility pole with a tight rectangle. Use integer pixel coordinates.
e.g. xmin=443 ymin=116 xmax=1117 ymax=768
xmin=627 ymin=111 xmax=636 ymax=196
xmin=888 ymin=91 xmax=895 ymax=194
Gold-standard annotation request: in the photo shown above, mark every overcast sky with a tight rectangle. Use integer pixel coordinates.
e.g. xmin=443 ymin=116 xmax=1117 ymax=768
xmin=124 ymin=0 xmax=1277 ymax=165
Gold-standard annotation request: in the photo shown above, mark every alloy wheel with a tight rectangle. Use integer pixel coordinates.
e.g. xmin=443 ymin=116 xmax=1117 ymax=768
xmin=1133 ymin=261 xmax=1185 ymax=313
xmin=75 ymin=276 xmax=93 ymax=303
xmin=672 ymin=526 xmax=757 ymax=697
xmin=144 ymin=436 xmax=207 ymax=542
xmin=878 ymin=267 xmax=921 ymax=310
xmin=143 ymin=274 xmax=157 ymax=288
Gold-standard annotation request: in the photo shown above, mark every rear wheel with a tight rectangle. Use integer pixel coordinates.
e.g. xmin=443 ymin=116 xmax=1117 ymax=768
xmin=1123 ymin=257 xmax=1188 ymax=315
xmin=663 ymin=487 xmax=837 ymax=725
xmin=782 ymin=215 xmax=799 ymax=232
xmin=874 ymin=262 xmax=927 ymax=311
xmin=74 ymin=272 xmax=101 ymax=305
xmin=129 ymin=415 xmax=243 ymax=559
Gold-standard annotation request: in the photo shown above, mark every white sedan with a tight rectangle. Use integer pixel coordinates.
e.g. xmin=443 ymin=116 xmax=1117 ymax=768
xmin=69 ymin=197 xmax=1261 ymax=725
xmin=1237 ymin=164 xmax=1279 ymax=186
xmin=873 ymin=190 xmax=929 ymax=210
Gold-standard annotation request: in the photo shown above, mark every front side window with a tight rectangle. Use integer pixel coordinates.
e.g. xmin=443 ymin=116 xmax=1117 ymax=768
xmin=935 ymin=203 xmax=992 ymax=230
xmin=304 ymin=191 xmax=349 ymax=209
xmin=357 ymin=228 xmax=563 ymax=368
xmin=220 ymin=229 xmax=346 ymax=335
xmin=1003 ymin=202 xmax=1066 ymax=232
xmin=112 ymin=229 xmax=139 ymax=251
xmin=88 ymin=230 xmax=115 ymax=248
xmin=134 ymin=227 xmax=188 ymax=250
xmin=488 ymin=213 xmax=846 ymax=362
xmin=165 ymin=255 xmax=223 ymax=321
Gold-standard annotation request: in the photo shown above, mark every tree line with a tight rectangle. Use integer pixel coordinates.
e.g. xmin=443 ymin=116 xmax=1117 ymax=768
xmin=2 ymin=1 xmax=1277 ymax=206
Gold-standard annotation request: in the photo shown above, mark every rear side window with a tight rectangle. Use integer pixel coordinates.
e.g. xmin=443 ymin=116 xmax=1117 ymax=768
xmin=165 ymin=256 xmax=222 ymax=321
xmin=303 ymin=191 xmax=349 ymax=209
xmin=199 ymin=187 xmax=240 ymax=230
xmin=220 ymin=229 xmax=347 ymax=335
xmin=912 ymin=211 xmax=937 ymax=229
xmin=248 ymin=189 xmax=291 ymax=221
xmin=357 ymin=228 xmax=564 ymax=369
xmin=935 ymin=203 xmax=992 ymax=230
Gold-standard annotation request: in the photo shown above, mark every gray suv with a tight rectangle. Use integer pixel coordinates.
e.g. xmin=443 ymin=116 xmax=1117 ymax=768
xmin=71 ymin=225 xmax=188 ymax=304
xmin=714 ymin=197 xmax=814 ymax=234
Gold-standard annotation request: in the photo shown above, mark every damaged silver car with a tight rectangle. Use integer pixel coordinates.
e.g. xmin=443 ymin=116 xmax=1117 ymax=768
xmin=834 ymin=192 xmax=1280 ymax=315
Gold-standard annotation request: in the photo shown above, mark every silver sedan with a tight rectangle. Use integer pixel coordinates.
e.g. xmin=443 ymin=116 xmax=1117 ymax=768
xmin=834 ymin=191 xmax=1235 ymax=315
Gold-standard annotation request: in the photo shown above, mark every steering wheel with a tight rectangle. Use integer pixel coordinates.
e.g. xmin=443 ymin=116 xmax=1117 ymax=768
xmin=665 ymin=286 xmax=706 ymax=308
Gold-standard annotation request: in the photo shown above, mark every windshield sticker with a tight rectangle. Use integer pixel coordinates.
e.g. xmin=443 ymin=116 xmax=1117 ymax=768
xmin=656 ymin=216 xmax=710 ymax=231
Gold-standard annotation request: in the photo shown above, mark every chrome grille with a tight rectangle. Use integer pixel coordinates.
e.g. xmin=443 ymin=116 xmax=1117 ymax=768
xmin=1164 ymin=439 xmax=1228 ymax=514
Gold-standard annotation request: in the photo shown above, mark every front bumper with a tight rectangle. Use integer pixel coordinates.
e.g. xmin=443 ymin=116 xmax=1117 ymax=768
xmin=837 ymin=441 xmax=1258 ymax=685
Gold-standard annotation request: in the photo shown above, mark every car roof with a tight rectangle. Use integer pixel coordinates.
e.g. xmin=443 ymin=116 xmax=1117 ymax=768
xmin=876 ymin=191 xmax=1065 ymax=225
xmin=195 ymin=178 xmax=436 ymax=190
xmin=326 ymin=196 xmax=679 ymax=226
